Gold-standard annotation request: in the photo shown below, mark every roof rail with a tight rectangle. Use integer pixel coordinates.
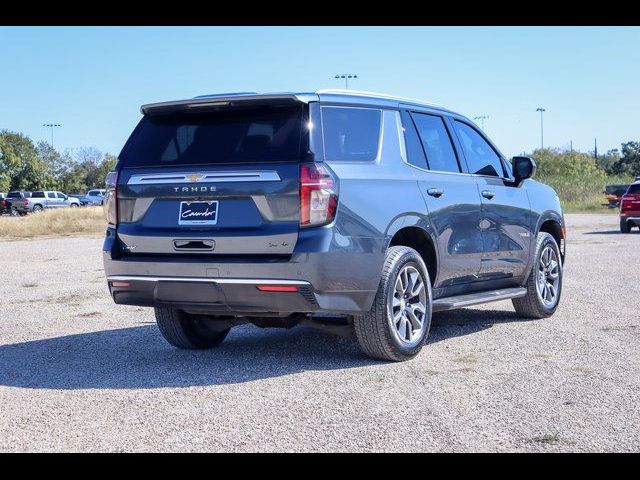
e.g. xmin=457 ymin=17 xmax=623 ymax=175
xmin=315 ymin=89 xmax=445 ymax=109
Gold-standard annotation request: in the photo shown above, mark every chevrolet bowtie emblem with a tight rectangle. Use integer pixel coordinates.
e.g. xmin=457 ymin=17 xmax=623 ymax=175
xmin=186 ymin=174 xmax=203 ymax=183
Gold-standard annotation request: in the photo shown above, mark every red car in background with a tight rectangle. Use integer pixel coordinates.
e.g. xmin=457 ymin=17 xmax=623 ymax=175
xmin=620 ymin=182 xmax=640 ymax=233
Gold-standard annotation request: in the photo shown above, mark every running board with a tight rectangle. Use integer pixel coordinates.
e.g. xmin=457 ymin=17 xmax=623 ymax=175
xmin=432 ymin=287 xmax=527 ymax=312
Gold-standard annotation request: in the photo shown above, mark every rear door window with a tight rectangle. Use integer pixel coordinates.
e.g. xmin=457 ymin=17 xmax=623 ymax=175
xmin=322 ymin=107 xmax=381 ymax=162
xmin=120 ymin=104 xmax=306 ymax=167
xmin=410 ymin=113 xmax=460 ymax=173
xmin=47 ymin=192 xmax=56 ymax=199
xmin=453 ymin=121 xmax=505 ymax=177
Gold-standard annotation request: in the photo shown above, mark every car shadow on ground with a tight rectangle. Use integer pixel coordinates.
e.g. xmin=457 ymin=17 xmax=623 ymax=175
xmin=582 ymin=230 xmax=617 ymax=235
xmin=0 ymin=308 xmax=531 ymax=390
xmin=583 ymin=230 xmax=639 ymax=235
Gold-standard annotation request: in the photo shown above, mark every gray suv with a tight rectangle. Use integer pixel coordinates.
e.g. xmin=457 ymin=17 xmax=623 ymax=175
xmin=103 ymin=90 xmax=565 ymax=361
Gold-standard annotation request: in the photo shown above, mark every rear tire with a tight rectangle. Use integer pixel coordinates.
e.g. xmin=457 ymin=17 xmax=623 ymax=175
xmin=154 ymin=307 xmax=230 ymax=349
xmin=513 ymin=232 xmax=563 ymax=319
xmin=32 ymin=204 xmax=43 ymax=213
xmin=353 ymin=246 xmax=432 ymax=362
xmin=620 ymin=218 xmax=631 ymax=233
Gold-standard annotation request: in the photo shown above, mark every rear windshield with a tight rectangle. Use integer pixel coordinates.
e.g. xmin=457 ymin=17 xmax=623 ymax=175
xmin=120 ymin=104 xmax=306 ymax=167
xmin=627 ymin=184 xmax=640 ymax=194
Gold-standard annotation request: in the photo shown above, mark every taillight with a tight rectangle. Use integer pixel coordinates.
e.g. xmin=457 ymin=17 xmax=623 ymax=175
xmin=104 ymin=171 xmax=118 ymax=226
xmin=620 ymin=195 xmax=637 ymax=212
xmin=23 ymin=199 xmax=29 ymax=205
xmin=299 ymin=163 xmax=339 ymax=227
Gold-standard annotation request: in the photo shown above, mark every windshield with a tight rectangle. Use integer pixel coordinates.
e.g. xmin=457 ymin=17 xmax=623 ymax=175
xmin=119 ymin=104 xmax=306 ymax=167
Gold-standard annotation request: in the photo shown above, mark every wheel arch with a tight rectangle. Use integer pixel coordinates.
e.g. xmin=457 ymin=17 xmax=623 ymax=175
xmin=385 ymin=215 xmax=438 ymax=286
xmin=536 ymin=212 xmax=565 ymax=263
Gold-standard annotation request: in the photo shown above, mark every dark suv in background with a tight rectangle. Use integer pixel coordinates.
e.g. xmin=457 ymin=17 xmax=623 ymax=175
xmin=2 ymin=191 xmax=31 ymax=216
xmin=103 ymin=90 xmax=565 ymax=361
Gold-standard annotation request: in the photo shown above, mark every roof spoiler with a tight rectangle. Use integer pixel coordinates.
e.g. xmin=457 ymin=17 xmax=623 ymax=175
xmin=141 ymin=93 xmax=313 ymax=115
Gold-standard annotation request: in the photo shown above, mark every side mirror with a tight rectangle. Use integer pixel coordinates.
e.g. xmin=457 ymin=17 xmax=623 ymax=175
xmin=64 ymin=195 xmax=68 ymax=200
xmin=511 ymin=156 xmax=537 ymax=185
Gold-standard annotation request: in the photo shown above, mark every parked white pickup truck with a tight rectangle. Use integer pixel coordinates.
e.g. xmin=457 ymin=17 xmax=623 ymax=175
xmin=15 ymin=191 xmax=81 ymax=213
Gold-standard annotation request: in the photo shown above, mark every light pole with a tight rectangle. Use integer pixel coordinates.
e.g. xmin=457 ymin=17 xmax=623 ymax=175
xmin=334 ymin=73 xmax=358 ymax=89
xmin=43 ymin=123 xmax=62 ymax=150
xmin=535 ymin=108 xmax=545 ymax=150
xmin=474 ymin=115 xmax=489 ymax=130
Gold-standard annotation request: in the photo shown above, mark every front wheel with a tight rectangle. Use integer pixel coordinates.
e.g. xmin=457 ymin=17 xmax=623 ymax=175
xmin=353 ymin=246 xmax=432 ymax=362
xmin=513 ymin=232 xmax=563 ymax=319
xmin=70 ymin=203 xmax=79 ymax=208
xmin=154 ymin=307 xmax=230 ymax=349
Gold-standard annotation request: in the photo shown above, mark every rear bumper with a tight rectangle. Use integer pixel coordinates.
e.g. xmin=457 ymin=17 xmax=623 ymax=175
xmin=107 ymin=275 xmax=320 ymax=314
xmin=621 ymin=215 xmax=640 ymax=226
xmin=102 ymin=227 xmax=384 ymax=314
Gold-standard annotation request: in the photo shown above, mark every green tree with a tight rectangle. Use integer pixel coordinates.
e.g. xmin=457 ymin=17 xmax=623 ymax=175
xmin=596 ymin=148 xmax=621 ymax=175
xmin=615 ymin=141 xmax=640 ymax=176
xmin=96 ymin=153 xmax=117 ymax=186
xmin=0 ymin=130 xmax=49 ymax=191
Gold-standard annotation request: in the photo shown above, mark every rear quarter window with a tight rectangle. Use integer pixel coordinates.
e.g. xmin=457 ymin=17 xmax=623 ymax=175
xmin=321 ymin=107 xmax=382 ymax=162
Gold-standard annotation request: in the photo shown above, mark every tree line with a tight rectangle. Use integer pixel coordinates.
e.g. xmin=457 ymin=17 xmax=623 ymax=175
xmin=531 ymin=143 xmax=640 ymax=179
xmin=2 ymin=128 xmax=640 ymax=196
xmin=0 ymin=129 xmax=117 ymax=194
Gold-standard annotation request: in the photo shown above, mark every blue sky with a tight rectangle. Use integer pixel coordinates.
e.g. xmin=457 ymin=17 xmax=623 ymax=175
xmin=1 ymin=26 xmax=638 ymax=158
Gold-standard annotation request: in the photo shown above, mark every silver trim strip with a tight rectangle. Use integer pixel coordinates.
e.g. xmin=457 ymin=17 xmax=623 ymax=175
xmin=432 ymin=288 xmax=527 ymax=312
xmin=107 ymin=276 xmax=310 ymax=286
xmin=127 ymin=171 xmax=281 ymax=185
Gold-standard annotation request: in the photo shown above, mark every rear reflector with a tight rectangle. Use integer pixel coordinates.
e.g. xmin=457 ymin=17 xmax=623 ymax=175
xmin=256 ymin=285 xmax=299 ymax=292
xmin=111 ymin=281 xmax=130 ymax=288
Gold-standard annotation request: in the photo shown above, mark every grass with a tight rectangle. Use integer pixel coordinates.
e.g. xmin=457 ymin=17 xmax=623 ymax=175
xmin=0 ymin=206 xmax=105 ymax=239
xmin=537 ymin=172 xmax=635 ymax=213
xmin=453 ymin=354 xmax=479 ymax=364
xmin=530 ymin=433 xmax=562 ymax=445
xmin=77 ymin=311 xmax=102 ymax=318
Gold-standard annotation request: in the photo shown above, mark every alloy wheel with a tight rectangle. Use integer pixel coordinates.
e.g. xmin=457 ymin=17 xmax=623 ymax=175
xmin=536 ymin=245 xmax=560 ymax=308
xmin=389 ymin=265 xmax=428 ymax=346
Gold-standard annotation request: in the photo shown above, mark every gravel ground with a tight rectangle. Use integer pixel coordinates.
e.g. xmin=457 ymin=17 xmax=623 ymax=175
xmin=0 ymin=213 xmax=638 ymax=452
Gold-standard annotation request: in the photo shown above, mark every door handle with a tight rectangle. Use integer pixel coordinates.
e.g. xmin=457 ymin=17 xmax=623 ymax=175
xmin=427 ymin=188 xmax=444 ymax=198
xmin=481 ymin=190 xmax=495 ymax=200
